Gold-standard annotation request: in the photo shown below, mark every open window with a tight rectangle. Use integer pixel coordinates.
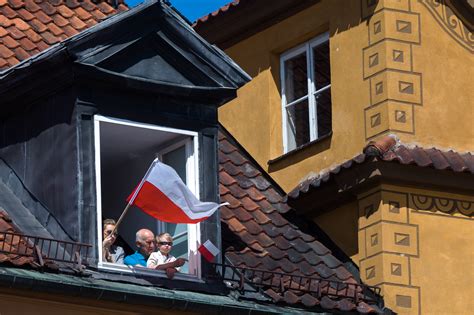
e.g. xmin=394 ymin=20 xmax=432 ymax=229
xmin=94 ymin=115 xmax=201 ymax=279
xmin=280 ymin=32 xmax=332 ymax=153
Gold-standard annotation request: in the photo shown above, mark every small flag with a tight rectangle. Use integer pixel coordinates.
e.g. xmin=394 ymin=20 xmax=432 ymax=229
xmin=127 ymin=159 xmax=221 ymax=224
xmin=198 ymin=240 xmax=220 ymax=262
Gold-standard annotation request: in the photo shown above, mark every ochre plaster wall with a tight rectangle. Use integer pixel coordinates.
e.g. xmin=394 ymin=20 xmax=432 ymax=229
xmin=220 ymin=0 xmax=369 ymax=191
xmin=355 ymin=184 xmax=473 ymax=314
xmin=0 ymin=291 xmax=196 ymax=315
xmin=311 ymin=201 xmax=360 ymax=263
xmin=218 ymin=0 xmax=473 ymax=192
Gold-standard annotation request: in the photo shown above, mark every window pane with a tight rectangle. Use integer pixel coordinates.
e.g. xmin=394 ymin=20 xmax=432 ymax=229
xmin=315 ymin=88 xmax=332 ymax=137
xmin=162 ymin=145 xmax=187 ymax=183
xmin=312 ymin=41 xmax=330 ymax=90
xmin=284 ymin=52 xmax=308 ymax=103
xmin=286 ymin=99 xmax=310 ymax=150
xmin=166 ymin=223 xmax=188 ymax=273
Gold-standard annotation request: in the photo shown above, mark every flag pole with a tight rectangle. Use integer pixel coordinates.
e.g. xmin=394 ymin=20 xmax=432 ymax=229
xmin=113 ymin=158 xmax=159 ymax=233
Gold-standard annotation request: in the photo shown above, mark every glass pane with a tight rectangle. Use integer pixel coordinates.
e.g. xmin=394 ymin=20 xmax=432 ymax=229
xmin=169 ymin=229 xmax=188 ymax=273
xmin=312 ymin=41 xmax=330 ymax=90
xmin=284 ymin=52 xmax=307 ymax=103
xmin=315 ymin=88 xmax=332 ymax=137
xmin=162 ymin=145 xmax=189 ymax=273
xmin=286 ymin=99 xmax=310 ymax=150
xmin=162 ymin=145 xmax=187 ymax=184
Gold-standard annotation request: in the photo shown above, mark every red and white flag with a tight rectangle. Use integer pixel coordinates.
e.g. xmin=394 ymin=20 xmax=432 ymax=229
xmin=198 ymin=240 xmax=220 ymax=262
xmin=128 ymin=158 xmax=222 ymax=224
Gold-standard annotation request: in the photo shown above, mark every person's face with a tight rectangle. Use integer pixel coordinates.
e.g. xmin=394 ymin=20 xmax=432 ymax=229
xmin=157 ymin=238 xmax=173 ymax=255
xmin=137 ymin=231 xmax=155 ymax=257
xmin=103 ymin=224 xmax=116 ymax=243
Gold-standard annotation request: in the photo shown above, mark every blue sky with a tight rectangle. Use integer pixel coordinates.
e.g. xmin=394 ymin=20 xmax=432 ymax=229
xmin=125 ymin=0 xmax=232 ymax=22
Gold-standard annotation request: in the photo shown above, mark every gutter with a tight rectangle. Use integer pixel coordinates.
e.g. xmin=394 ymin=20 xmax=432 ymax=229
xmin=0 ymin=267 xmax=314 ymax=314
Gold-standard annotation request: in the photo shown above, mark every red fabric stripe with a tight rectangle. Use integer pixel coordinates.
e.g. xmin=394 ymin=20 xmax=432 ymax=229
xmin=198 ymin=245 xmax=215 ymax=262
xmin=132 ymin=181 xmax=208 ymax=224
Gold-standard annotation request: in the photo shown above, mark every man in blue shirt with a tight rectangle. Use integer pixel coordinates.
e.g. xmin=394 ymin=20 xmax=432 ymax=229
xmin=124 ymin=228 xmax=155 ymax=267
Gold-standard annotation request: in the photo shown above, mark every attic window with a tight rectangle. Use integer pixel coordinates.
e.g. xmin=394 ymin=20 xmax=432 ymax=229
xmin=94 ymin=116 xmax=201 ymax=280
xmin=280 ymin=32 xmax=332 ymax=153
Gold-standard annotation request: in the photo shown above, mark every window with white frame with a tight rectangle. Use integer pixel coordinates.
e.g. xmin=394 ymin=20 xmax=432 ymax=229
xmin=94 ymin=116 xmax=201 ymax=279
xmin=280 ymin=33 xmax=332 ymax=153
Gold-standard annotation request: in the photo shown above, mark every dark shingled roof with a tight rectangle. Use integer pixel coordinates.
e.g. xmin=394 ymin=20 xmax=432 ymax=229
xmin=0 ymin=0 xmax=128 ymax=70
xmin=288 ymin=135 xmax=474 ymax=200
xmin=219 ymin=128 xmax=383 ymax=313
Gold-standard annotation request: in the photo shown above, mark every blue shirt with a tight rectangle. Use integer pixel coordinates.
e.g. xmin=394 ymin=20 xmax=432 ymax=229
xmin=123 ymin=251 xmax=147 ymax=267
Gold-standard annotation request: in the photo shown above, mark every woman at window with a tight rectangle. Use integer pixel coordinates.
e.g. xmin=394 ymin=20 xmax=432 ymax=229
xmin=102 ymin=219 xmax=125 ymax=264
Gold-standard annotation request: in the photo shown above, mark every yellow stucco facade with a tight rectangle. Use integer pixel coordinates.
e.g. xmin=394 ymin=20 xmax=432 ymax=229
xmin=212 ymin=0 xmax=474 ymax=314
xmin=315 ymin=184 xmax=474 ymax=314
xmin=218 ymin=0 xmax=473 ymax=192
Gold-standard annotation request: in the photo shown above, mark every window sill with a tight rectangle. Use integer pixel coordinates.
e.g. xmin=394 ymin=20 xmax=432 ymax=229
xmin=268 ymin=132 xmax=332 ymax=165
xmin=98 ymin=262 xmax=204 ymax=283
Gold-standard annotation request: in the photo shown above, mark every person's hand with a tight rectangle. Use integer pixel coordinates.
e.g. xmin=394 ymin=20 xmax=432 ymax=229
xmin=174 ymin=258 xmax=186 ymax=267
xmin=166 ymin=267 xmax=177 ymax=279
xmin=103 ymin=234 xmax=116 ymax=249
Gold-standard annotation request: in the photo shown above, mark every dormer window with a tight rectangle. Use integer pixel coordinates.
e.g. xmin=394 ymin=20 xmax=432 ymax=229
xmin=280 ymin=33 xmax=332 ymax=153
xmin=94 ymin=115 xmax=201 ymax=279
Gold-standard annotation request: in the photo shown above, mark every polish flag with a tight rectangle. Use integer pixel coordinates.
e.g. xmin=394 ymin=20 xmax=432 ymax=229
xmin=198 ymin=240 xmax=220 ymax=262
xmin=127 ymin=159 xmax=221 ymax=224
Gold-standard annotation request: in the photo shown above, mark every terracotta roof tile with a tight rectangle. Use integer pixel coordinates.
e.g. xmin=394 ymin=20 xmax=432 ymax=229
xmin=17 ymin=7 xmax=34 ymax=20
xmin=39 ymin=30 xmax=58 ymax=44
xmin=193 ymin=0 xmax=240 ymax=27
xmin=0 ymin=44 xmax=14 ymax=58
xmin=29 ymin=18 xmax=47 ymax=32
xmin=0 ymin=0 xmax=128 ymax=71
xmin=219 ymin=128 xmax=382 ymax=312
xmin=1 ymin=34 xmax=19 ymax=48
xmin=0 ymin=209 xmax=58 ymax=270
xmin=51 ymin=13 xmax=68 ymax=27
xmin=13 ymin=45 xmax=28 ymax=59
xmin=7 ymin=25 xmax=25 ymax=38
xmin=289 ymin=135 xmax=474 ymax=200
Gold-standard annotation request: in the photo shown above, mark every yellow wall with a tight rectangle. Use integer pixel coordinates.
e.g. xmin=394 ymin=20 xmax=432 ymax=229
xmin=313 ymin=184 xmax=474 ymax=314
xmin=312 ymin=201 xmax=359 ymax=263
xmin=219 ymin=0 xmax=474 ymax=192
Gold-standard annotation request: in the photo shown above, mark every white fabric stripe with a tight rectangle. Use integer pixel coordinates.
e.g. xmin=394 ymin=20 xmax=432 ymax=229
xmin=203 ymin=240 xmax=220 ymax=256
xmin=146 ymin=162 xmax=219 ymax=220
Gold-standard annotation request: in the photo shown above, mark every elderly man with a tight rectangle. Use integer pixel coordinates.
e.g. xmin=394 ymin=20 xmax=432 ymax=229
xmin=124 ymin=229 xmax=155 ymax=267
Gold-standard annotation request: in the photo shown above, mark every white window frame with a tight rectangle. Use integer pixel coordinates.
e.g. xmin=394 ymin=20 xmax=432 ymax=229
xmin=94 ymin=115 xmax=203 ymax=282
xmin=280 ymin=32 xmax=331 ymax=153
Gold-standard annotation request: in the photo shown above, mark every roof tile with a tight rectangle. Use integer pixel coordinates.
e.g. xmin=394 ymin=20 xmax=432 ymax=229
xmin=13 ymin=46 xmax=29 ymax=59
xmin=24 ymin=0 xmax=41 ymax=13
xmin=38 ymin=1 xmax=56 ymax=15
xmin=2 ymin=35 xmax=19 ymax=48
xmin=51 ymin=13 xmax=69 ymax=27
xmin=69 ymin=15 xmax=87 ymax=30
xmin=74 ymin=6 xmax=92 ymax=20
xmin=46 ymin=22 xmax=63 ymax=36
xmin=1 ymin=4 xmax=18 ymax=19
xmin=0 ymin=44 xmax=14 ymax=58
xmin=19 ymin=36 xmax=36 ymax=50
xmin=17 ymin=8 xmax=35 ymax=20
xmin=288 ymin=135 xmax=474 ymax=201
xmin=29 ymin=18 xmax=47 ymax=32
xmin=7 ymin=25 xmax=26 ymax=39
xmin=35 ymin=9 xmax=53 ymax=23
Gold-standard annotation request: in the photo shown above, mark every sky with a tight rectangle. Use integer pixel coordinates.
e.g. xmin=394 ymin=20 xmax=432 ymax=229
xmin=125 ymin=0 xmax=233 ymax=22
